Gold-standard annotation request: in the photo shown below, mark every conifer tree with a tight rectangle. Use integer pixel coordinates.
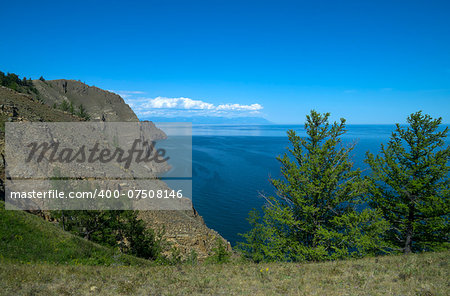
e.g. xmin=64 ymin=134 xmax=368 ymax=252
xmin=239 ymin=111 xmax=390 ymax=262
xmin=365 ymin=111 xmax=449 ymax=253
xmin=77 ymin=104 xmax=90 ymax=120
xmin=60 ymin=100 xmax=70 ymax=112
xmin=69 ymin=101 xmax=75 ymax=115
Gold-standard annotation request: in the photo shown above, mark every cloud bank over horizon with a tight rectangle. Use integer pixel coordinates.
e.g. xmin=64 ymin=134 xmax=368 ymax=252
xmin=112 ymin=91 xmax=264 ymax=119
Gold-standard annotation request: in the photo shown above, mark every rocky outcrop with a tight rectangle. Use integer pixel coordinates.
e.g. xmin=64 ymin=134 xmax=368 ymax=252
xmin=32 ymin=79 xmax=138 ymax=122
xmin=0 ymin=83 xmax=230 ymax=260
xmin=0 ymin=85 xmax=81 ymax=203
xmin=0 ymin=86 xmax=81 ymax=122
xmin=139 ymin=210 xmax=231 ymax=260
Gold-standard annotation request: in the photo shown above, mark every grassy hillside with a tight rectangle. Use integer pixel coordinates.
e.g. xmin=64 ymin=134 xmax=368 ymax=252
xmin=32 ymin=79 xmax=138 ymax=122
xmin=0 ymin=202 xmax=448 ymax=295
xmin=2 ymin=202 xmax=448 ymax=295
xmin=0 ymin=85 xmax=81 ymax=123
xmin=0 ymin=202 xmax=149 ymax=266
xmin=0 ymin=249 xmax=448 ymax=295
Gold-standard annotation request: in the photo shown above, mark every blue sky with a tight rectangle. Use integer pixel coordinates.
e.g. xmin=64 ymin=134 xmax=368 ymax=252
xmin=1 ymin=0 xmax=449 ymax=123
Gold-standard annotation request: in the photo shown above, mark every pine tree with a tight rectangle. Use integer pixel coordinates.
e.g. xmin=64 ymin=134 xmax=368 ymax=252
xmin=50 ymin=209 xmax=164 ymax=260
xmin=76 ymin=104 xmax=90 ymax=120
xmin=365 ymin=111 xmax=449 ymax=253
xmin=239 ymin=110 xmax=390 ymax=262
xmin=69 ymin=101 xmax=75 ymax=115
xmin=60 ymin=100 xmax=70 ymax=112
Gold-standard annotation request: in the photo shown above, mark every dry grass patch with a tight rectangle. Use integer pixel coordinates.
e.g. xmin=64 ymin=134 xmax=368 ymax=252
xmin=1 ymin=250 xmax=449 ymax=295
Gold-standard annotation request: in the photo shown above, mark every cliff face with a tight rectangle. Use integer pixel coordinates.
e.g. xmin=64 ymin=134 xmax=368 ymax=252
xmin=0 ymin=86 xmax=81 ymax=204
xmin=33 ymin=79 xmax=138 ymax=122
xmin=0 ymin=82 xmax=230 ymax=259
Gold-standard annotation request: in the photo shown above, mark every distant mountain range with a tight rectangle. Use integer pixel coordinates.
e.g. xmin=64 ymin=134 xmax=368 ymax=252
xmin=141 ymin=116 xmax=272 ymax=124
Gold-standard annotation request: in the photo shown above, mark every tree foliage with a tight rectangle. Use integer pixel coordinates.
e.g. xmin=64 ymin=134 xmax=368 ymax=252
xmin=60 ymin=100 xmax=70 ymax=112
xmin=239 ymin=110 xmax=390 ymax=262
xmin=365 ymin=111 xmax=449 ymax=253
xmin=0 ymin=71 xmax=38 ymax=95
xmin=76 ymin=103 xmax=91 ymax=120
xmin=56 ymin=100 xmax=90 ymax=120
xmin=206 ymin=238 xmax=231 ymax=264
xmin=51 ymin=210 xmax=164 ymax=260
xmin=49 ymin=174 xmax=164 ymax=261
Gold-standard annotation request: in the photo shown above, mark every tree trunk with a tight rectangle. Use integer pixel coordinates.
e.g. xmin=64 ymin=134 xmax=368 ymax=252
xmin=404 ymin=204 xmax=414 ymax=253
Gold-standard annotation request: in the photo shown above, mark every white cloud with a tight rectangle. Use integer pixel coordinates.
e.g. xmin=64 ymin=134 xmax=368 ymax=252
xmin=110 ymin=91 xmax=264 ymax=118
xmin=143 ymin=97 xmax=215 ymax=110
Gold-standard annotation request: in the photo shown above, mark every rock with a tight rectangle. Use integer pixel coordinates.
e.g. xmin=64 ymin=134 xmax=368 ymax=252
xmin=32 ymin=79 xmax=138 ymax=122
xmin=0 ymin=84 xmax=230 ymax=260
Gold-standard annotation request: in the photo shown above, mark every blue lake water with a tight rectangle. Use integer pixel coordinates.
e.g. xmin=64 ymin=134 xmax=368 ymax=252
xmin=185 ymin=124 xmax=448 ymax=246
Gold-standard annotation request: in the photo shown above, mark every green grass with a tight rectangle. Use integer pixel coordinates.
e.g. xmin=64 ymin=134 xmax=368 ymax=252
xmin=0 ymin=250 xmax=448 ymax=295
xmin=1 ymin=202 xmax=448 ymax=295
xmin=0 ymin=202 xmax=149 ymax=266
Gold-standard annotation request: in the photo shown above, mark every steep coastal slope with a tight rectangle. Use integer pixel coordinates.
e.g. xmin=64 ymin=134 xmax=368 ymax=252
xmin=0 ymin=86 xmax=82 ymax=196
xmin=0 ymin=82 xmax=229 ymax=259
xmin=32 ymin=79 xmax=138 ymax=122
xmin=0 ymin=85 xmax=81 ymax=123
xmin=0 ymin=201 xmax=149 ymax=266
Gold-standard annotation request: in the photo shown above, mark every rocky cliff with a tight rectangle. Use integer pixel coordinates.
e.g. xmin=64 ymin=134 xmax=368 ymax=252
xmin=33 ymin=79 xmax=138 ymax=122
xmin=0 ymin=81 xmax=230 ymax=260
